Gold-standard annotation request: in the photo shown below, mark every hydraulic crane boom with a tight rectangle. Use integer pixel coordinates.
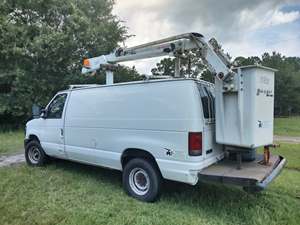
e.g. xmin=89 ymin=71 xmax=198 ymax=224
xmin=82 ymin=32 xmax=235 ymax=86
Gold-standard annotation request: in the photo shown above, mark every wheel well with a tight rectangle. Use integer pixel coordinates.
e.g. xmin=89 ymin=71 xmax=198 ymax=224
xmin=26 ymin=135 xmax=40 ymax=145
xmin=121 ymin=148 xmax=161 ymax=172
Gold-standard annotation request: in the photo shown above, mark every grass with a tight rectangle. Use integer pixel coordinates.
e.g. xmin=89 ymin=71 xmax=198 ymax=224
xmin=258 ymin=143 xmax=300 ymax=170
xmin=0 ymin=130 xmax=24 ymax=155
xmin=274 ymin=117 xmax=300 ymax=137
xmin=263 ymin=143 xmax=300 ymax=170
xmin=0 ymin=119 xmax=299 ymax=224
xmin=0 ymin=144 xmax=300 ymax=225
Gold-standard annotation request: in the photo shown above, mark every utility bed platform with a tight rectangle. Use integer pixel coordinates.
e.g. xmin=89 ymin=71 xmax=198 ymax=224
xmin=199 ymin=154 xmax=286 ymax=190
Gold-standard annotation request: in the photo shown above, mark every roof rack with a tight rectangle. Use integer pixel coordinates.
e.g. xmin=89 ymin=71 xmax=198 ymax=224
xmin=144 ymin=75 xmax=173 ymax=80
xmin=68 ymin=84 xmax=100 ymax=90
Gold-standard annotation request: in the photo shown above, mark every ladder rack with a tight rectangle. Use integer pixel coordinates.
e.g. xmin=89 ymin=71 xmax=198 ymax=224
xmin=68 ymin=84 xmax=100 ymax=90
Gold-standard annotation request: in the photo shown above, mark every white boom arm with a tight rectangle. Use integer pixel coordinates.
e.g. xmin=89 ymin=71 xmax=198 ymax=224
xmin=82 ymin=32 xmax=236 ymax=84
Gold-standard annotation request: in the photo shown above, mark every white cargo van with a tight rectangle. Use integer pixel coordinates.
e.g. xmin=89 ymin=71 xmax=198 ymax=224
xmin=25 ymin=78 xmax=285 ymax=202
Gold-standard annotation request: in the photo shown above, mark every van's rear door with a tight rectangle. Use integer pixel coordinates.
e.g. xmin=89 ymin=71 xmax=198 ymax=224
xmin=197 ymin=83 xmax=218 ymax=159
xmin=203 ymin=123 xmax=215 ymax=159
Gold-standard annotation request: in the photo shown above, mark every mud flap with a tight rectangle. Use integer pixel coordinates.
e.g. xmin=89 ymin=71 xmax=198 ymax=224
xmin=198 ymin=154 xmax=286 ymax=190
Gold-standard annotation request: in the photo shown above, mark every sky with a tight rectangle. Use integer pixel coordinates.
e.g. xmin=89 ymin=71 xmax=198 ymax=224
xmin=113 ymin=0 xmax=300 ymax=74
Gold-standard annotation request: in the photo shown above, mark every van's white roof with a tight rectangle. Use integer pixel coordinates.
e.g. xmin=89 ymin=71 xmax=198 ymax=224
xmin=61 ymin=78 xmax=214 ymax=92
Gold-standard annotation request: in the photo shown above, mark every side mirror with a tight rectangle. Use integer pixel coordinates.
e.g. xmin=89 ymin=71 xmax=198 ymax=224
xmin=32 ymin=104 xmax=41 ymax=118
xmin=40 ymin=108 xmax=48 ymax=119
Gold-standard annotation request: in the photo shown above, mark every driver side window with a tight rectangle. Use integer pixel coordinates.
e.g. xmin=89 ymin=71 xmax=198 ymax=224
xmin=47 ymin=94 xmax=67 ymax=119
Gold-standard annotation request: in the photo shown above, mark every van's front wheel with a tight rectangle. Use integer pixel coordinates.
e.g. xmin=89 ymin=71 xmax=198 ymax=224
xmin=123 ymin=158 xmax=161 ymax=202
xmin=25 ymin=140 xmax=48 ymax=166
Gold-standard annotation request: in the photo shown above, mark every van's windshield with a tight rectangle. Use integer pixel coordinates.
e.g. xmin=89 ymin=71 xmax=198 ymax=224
xmin=197 ymin=83 xmax=215 ymax=122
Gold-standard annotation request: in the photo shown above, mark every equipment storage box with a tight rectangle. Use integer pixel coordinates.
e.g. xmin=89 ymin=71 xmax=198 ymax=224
xmin=216 ymin=65 xmax=276 ymax=148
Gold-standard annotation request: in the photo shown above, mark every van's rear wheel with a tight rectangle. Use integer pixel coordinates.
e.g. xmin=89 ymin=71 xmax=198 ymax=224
xmin=123 ymin=158 xmax=161 ymax=202
xmin=25 ymin=140 xmax=48 ymax=166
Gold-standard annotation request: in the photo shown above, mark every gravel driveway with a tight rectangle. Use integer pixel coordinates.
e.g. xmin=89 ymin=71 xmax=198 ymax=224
xmin=274 ymin=135 xmax=300 ymax=144
xmin=0 ymin=153 xmax=25 ymax=167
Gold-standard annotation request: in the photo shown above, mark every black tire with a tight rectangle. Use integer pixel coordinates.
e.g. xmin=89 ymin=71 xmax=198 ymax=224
xmin=25 ymin=140 xmax=48 ymax=166
xmin=122 ymin=158 xmax=162 ymax=202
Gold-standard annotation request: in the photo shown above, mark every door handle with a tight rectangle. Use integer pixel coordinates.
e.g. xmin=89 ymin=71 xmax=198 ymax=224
xmin=60 ymin=128 xmax=64 ymax=137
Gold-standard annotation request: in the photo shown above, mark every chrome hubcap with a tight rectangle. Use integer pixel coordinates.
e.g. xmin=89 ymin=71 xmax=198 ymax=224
xmin=28 ymin=146 xmax=41 ymax=164
xmin=129 ymin=168 xmax=150 ymax=195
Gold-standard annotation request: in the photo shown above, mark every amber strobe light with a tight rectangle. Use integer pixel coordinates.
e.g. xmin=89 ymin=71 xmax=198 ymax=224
xmin=189 ymin=132 xmax=202 ymax=156
xmin=83 ymin=59 xmax=91 ymax=68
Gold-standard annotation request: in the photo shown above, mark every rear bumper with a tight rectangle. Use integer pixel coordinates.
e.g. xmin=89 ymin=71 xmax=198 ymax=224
xmin=156 ymin=152 xmax=225 ymax=185
xmin=198 ymin=154 xmax=286 ymax=190
xmin=255 ymin=156 xmax=286 ymax=190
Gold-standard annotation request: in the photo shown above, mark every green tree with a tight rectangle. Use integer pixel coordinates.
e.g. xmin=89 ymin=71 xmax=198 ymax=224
xmin=0 ymin=0 xmax=138 ymax=127
xmin=233 ymin=56 xmax=261 ymax=66
xmin=151 ymin=52 xmax=214 ymax=82
xmin=151 ymin=58 xmax=175 ymax=76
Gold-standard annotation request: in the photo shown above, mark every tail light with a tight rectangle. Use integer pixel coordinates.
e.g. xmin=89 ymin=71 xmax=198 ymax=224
xmin=189 ymin=132 xmax=202 ymax=156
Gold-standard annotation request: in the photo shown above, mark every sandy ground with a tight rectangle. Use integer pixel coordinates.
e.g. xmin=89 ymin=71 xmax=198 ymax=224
xmin=0 ymin=135 xmax=299 ymax=168
xmin=274 ymin=135 xmax=300 ymax=144
xmin=0 ymin=153 xmax=25 ymax=167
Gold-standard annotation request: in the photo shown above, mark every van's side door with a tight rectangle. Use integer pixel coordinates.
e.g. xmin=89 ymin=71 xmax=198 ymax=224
xmin=40 ymin=93 xmax=68 ymax=158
